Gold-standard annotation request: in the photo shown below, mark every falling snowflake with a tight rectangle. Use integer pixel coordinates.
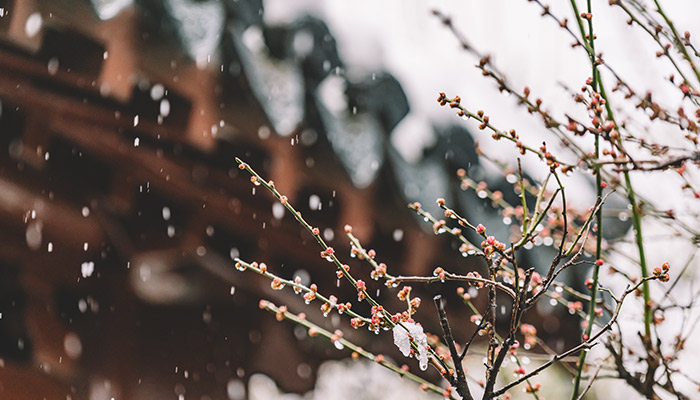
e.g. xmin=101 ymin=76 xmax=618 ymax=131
xmin=392 ymin=322 xmax=429 ymax=371
xmin=81 ymin=261 xmax=95 ymax=278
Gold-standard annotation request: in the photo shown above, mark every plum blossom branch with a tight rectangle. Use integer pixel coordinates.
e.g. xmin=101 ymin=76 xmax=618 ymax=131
xmin=258 ymin=300 xmax=456 ymax=399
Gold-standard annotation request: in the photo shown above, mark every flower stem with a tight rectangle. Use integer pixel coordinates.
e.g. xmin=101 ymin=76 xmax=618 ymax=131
xmin=570 ymin=1 xmax=603 ymax=397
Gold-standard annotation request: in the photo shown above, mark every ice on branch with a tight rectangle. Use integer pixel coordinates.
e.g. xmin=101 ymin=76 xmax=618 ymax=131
xmin=392 ymin=322 xmax=428 ymax=371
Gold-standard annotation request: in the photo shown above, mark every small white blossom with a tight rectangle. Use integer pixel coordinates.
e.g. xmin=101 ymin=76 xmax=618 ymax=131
xmin=392 ymin=322 xmax=429 ymax=371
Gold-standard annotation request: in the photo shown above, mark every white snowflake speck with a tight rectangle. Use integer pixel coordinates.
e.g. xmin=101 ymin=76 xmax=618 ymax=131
xmin=81 ymin=261 xmax=95 ymax=278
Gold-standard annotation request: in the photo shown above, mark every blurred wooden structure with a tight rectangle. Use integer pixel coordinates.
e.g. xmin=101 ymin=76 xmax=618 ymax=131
xmin=0 ymin=1 xmax=460 ymax=398
xmin=0 ymin=1 xmax=591 ymax=398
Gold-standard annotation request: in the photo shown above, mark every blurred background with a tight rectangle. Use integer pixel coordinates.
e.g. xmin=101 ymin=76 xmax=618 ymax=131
xmin=0 ymin=1 xmax=698 ymax=399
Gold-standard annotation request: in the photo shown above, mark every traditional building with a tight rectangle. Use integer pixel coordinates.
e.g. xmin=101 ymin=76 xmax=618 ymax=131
xmin=0 ymin=1 xmax=603 ymax=399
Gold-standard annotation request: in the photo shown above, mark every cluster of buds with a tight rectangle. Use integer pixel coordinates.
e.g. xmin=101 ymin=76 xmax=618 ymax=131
xmin=370 ymin=306 xmax=386 ymax=324
xmin=515 ymin=140 xmax=527 ymax=155
xmin=369 ymin=305 xmax=390 ymax=332
xmin=587 ymin=90 xmax=608 ymax=125
xmin=391 ymin=311 xmax=413 ymax=323
xmin=653 ymin=262 xmax=671 ymax=282
xmin=459 ymin=243 xmax=475 ymax=255
xmin=271 ymin=277 xmax=285 ymax=290
xmin=478 ymin=321 xmax=493 ymax=336
xmin=544 ymin=150 xmax=558 ymax=169
xmin=320 ymin=295 xmax=337 ymax=316
xmin=350 ymin=317 xmax=366 ymax=329
xmin=634 ymin=92 xmax=668 ymax=122
xmin=303 ymin=284 xmax=317 ymax=302
xmin=450 ymin=95 xmax=462 ymax=109
xmin=330 ymin=329 xmax=343 ymax=344
xmin=465 ymin=271 xmax=485 ymax=288
xmin=601 ymin=144 xmax=619 ymax=159
xmin=478 ymin=112 xmax=490 ymax=130
xmin=677 ymin=108 xmax=699 ymax=142
xmin=525 ymin=382 xmax=541 ymax=393
xmin=320 ymin=247 xmax=335 ymax=261
xmin=437 ymin=92 xmax=448 ymax=106
xmin=601 ymin=119 xmax=618 ymax=139
xmin=535 ymin=142 xmax=559 ymax=169
xmin=456 ymin=286 xmax=472 ymax=301
xmin=336 ymin=302 xmax=352 ymax=314
xmin=437 ymin=351 xmax=458 ymax=367
xmin=480 ymin=235 xmax=506 ymax=256
xmin=356 ymin=280 xmax=367 ymax=301
xmin=293 ymin=277 xmax=304 ymax=294
xmin=336 ymin=264 xmax=350 ymax=279
xmin=509 ymin=340 xmax=520 ymax=355
xmin=568 ymin=301 xmax=584 ymax=314
xmin=275 ymin=305 xmax=288 ymax=321
xmin=433 ymin=267 xmax=446 ymax=282
xmin=409 ymin=201 xmax=422 ymax=211
xmin=409 ymin=298 xmax=421 ymax=313
xmin=502 ymin=205 xmax=526 ymax=220
xmin=442 ymin=386 xmax=454 ymax=398
xmin=397 ymin=286 xmax=412 ymax=301
xmin=567 ymin=117 xmax=584 ymax=135
xmin=370 ymin=262 xmax=387 ymax=280
xmin=350 ymin=246 xmax=361 ymax=258
xmin=520 ymin=323 xmax=538 ymax=348
xmin=433 ymin=219 xmax=447 ymax=234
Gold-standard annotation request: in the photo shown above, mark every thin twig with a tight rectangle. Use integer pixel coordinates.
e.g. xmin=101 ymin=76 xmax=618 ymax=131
xmin=434 ymin=295 xmax=474 ymax=400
